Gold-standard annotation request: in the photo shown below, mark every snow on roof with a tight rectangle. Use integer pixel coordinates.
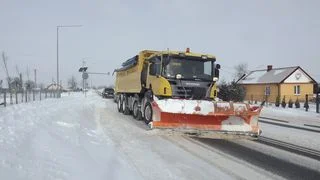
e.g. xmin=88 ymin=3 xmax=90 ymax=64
xmin=237 ymin=66 xmax=299 ymax=84
xmin=46 ymin=83 xmax=64 ymax=90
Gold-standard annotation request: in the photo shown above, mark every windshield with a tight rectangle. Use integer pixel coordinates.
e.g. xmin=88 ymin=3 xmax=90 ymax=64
xmin=104 ymin=88 xmax=114 ymax=93
xmin=162 ymin=57 xmax=213 ymax=81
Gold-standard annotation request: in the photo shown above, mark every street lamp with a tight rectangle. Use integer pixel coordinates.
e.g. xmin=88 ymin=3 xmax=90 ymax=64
xmin=56 ymin=25 xmax=82 ymax=97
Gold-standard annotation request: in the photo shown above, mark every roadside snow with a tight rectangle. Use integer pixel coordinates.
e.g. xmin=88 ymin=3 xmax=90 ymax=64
xmin=259 ymin=104 xmax=320 ymax=151
xmin=261 ymin=105 xmax=320 ymax=127
xmin=0 ymin=92 xmax=140 ymax=180
xmin=260 ymin=123 xmax=320 ymax=151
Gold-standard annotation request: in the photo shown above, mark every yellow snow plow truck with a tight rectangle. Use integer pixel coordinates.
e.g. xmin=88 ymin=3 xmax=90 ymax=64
xmin=114 ymin=49 xmax=262 ymax=138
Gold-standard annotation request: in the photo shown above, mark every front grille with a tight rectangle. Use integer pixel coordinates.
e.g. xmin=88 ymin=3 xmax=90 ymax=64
xmin=168 ymin=79 xmax=210 ymax=99
xmin=172 ymin=86 xmax=207 ymax=99
xmin=175 ymin=86 xmax=192 ymax=98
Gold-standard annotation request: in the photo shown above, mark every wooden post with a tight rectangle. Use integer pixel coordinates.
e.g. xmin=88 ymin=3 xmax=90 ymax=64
xmin=15 ymin=91 xmax=18 ymax=104
xmin=305 ymin=94 xmax=309 ymax=112
xmin=25 ymin=90 xmax=28 ymax=102
xmin=33 ymin=90 xmax=35 ymax=101
xmin=10 ymin=92 xmax=13 ymax=105
xmin=316 ymin=93 xmax=319 ymax=113
xmin=40 ymin=91 xmax=42 ymax=101
xmin=4 ymin=92 xmax=6 ymax=107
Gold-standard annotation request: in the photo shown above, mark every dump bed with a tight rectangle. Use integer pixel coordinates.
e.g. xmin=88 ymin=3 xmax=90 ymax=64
xmin=115 ymin=50 xmax=157 ymax=94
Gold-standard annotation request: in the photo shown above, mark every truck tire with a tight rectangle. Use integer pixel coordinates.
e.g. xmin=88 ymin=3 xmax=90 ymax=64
xmin=117 ymin=95 xmax=123 ymax=113
xmin=133 ymin=100 xmax=142 ymax=120
xmin=122 ymin=95 xmax=130 ymax=115
xmin=144 ymin=102 xmax=153 ymax=124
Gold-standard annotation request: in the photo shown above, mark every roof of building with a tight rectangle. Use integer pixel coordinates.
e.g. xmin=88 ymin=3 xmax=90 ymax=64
xmin=46 ymin=83 xmax=64 ymax=90
xmin=237 ymin=66 xmax=316 ymax=85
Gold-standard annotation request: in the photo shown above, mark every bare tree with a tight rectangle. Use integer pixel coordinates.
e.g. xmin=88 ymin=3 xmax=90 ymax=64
xmin=68 ymin=76 xmax=78 ymax=90
xmin=25 ymin=80 xmax=36 ymax=90
xmin=2 ymin=52 xmax=11 ymax=89
xmin=234 ymin=63 xmax=249 ymax=81
xmin=10 ymin=77 xmax=22 ymax=91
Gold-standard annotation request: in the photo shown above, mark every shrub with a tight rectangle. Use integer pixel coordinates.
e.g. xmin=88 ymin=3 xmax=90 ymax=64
xmin=281 ymin=96 xmax=286 ymax=108
xmin=218 ymin=80 xmax=246 ymax=102
xmin=275 ymin=96 xmax=280 ymax=107
xmin=295 ymin=98 xmax=300 ymax=108
xmin=288 ymin=99 xmax=293 ymax=108
xmin=304 ymin=100 xmax=309 ymax=110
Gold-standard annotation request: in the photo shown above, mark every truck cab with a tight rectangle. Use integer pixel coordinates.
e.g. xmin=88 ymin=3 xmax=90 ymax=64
xmin=143 ymin=49 xmax=220 ymax=100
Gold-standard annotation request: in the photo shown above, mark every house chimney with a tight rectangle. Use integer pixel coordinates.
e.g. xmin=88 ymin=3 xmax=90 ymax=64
xmin=267 ymin=65 xmax=273 ymax=71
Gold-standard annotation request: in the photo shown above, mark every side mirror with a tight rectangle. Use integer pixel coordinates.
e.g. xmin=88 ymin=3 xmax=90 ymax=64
xmin=149 ymin=63 xmax=156 ymax=75
xmin=149 ymin=63 xmax=160 ymax=76
xmin=163 ymin=56 xmax=170 ymax=66
xmin=214 ymin=64 xmax=220 ymax=80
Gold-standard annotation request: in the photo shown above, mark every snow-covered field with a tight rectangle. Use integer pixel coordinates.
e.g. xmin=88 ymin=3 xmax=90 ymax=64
xmin=1 ymin=91 xmax=319 ymax=180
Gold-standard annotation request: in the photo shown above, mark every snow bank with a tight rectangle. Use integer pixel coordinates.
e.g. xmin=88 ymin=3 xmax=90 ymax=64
xmin=261 ymin=105 xmax=320 ymax=127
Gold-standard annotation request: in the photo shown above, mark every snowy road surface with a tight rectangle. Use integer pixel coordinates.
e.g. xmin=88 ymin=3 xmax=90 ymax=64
xmin=1 ymin=91 xmax=320 ymax=180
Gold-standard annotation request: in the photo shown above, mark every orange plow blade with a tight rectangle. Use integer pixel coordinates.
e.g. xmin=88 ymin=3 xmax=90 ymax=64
xmin=150 ymin=99 xmax=262 ymax=138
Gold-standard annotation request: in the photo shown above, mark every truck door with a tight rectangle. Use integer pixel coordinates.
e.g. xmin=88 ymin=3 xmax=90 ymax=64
xmin=141 ymin=62 xmax=148 ymax=88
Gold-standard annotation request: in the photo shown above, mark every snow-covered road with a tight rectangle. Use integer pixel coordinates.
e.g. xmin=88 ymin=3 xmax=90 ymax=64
xmin=0 ymin=92 xmax=141 ymax=180
xmin=1 ymin=91 xmax=319 ymax=180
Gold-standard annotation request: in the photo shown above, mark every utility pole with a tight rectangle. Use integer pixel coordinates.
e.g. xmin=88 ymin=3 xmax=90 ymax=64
xmin=56 ymin=25 xmax=82 ymax=98
xmin=26 ymin=66 xmax=30 ymax=81
xmin=82 ymin=60 xmax=86 ymax=91
xmin=20 ymin=73 xmax=23 ymax=92
xmin=16 ymin=65 xmax=20 ymax=76
xmin=57 ymin=26 xmax=59 ymax=91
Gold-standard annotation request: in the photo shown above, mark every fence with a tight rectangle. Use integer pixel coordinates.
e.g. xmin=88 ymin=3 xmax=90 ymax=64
xmin=0 ymin=90 xmax=60 ymax=108
xmin=245 ymin=93 xmax=319 ymax=113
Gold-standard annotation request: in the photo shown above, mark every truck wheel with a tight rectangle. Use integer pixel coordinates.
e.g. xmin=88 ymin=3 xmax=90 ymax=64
xmin=122 ymin=95 xmax=130 ymax=115
xmin=133 ymin=100 xmax=142 ymax=120
xmin=144 ymin=102 xmax=153 ymax=124
xmin=117 ymin=95 xmax=123 ymax=112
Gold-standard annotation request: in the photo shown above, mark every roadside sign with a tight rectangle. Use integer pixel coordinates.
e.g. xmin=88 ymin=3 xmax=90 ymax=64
xmin=82 ymin=72 xmax=89 ymax=79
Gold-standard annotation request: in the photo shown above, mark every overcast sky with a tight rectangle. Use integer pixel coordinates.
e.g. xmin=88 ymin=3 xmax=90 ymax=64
xmin=0 ymin=0 xmax=319 ymax=88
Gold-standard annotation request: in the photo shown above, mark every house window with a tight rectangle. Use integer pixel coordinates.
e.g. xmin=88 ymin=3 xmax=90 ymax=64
xmin=265 ymin=86 xmax=271 ymax=96
xmin=294 ymin=85 xmax=301 ymax=95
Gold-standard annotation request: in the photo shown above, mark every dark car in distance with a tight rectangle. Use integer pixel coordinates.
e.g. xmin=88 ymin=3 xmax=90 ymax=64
xmin=102 ymin=88 xmax=114 ymax=98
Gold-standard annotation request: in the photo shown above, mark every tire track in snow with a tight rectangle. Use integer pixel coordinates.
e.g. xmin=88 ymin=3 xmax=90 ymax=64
xmin=257 ymin=136 xmax=320 ymax=161
xmin=194 ymin=138 xmax=320 ymax=180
